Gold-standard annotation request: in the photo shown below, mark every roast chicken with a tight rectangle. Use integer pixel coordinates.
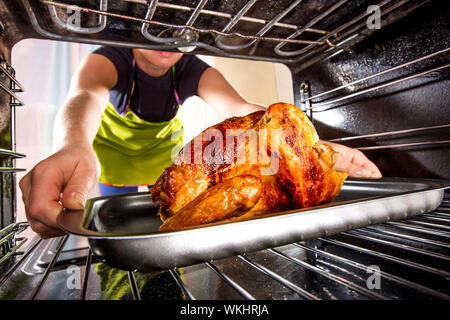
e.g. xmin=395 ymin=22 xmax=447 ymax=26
xmin=152 ymin=103 xmax=348 ymax=231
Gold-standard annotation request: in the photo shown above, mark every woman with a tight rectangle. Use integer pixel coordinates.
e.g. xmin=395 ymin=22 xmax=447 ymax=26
xmin=19 ymin=47 xmax=381 ymax=238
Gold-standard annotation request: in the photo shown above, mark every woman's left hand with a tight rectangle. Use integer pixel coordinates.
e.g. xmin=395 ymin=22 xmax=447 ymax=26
xmin=321 ymin=141 xmax=382 ymax=179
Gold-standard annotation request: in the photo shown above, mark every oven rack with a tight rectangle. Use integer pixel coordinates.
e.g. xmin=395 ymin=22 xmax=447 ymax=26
xmin=0 ymin=190 xmax=448 ymax=300
xmin=22 ymin=0 xmax=429 ymax=67
xmin=299 ymin=46 xmax=450 ymax=151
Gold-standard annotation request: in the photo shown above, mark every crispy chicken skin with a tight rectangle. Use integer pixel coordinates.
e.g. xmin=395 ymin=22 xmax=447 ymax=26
xmin=152 ymin=103 xmax=348 ymax=231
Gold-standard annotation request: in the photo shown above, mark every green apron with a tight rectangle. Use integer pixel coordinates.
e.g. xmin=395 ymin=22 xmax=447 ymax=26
xmin=92 ymin=63 xmax=183 ymax=186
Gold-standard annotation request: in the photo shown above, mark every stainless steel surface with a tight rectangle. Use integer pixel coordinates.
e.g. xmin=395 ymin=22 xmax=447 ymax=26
xmin=56 ymin=178 xmax=447 ymax=272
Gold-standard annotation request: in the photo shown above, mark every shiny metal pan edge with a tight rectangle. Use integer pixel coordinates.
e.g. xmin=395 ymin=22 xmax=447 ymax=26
xmin=57 ymin=178 xmax=449 ymax=272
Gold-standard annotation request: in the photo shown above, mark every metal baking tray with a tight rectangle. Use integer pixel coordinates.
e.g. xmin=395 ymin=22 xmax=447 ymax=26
xmin=57 ymin=178 xmax=448 ymax=272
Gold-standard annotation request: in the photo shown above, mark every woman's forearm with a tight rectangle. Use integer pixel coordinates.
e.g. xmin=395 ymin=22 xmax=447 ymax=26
xmin=54 ymin=89 xmax=108 ymax=150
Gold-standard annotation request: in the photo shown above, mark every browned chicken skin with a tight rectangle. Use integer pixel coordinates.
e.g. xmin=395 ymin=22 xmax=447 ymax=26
xmin=152 ymin=103 xmax=348 ymax=231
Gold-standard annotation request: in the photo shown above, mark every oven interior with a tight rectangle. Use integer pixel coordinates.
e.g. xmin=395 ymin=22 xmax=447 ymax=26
xmin=0 ymin=0 xmax=449 ymax=300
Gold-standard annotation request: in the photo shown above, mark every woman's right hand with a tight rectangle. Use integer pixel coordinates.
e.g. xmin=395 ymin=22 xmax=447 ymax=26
xmin=19 ymin=144 xmax=100 ymax=238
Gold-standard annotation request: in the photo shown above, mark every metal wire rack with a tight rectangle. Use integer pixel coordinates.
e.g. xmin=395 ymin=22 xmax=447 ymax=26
xmin=20 ymin=0 xmax=430 ymax=67
xmin=0 ymin=190 xmax=448 ymax=300
xmin=0 ymin=60 xmax=26 ymax=173
xmin=0 ymin=223 xmax=29 ymax=265
xmin=299 ymin=46 xmax=450 ymax=151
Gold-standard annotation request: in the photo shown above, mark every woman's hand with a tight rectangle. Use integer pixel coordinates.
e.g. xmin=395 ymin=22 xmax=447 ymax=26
xmin=19 ymin=144 xmax=100 ymax=238
xmin=322 ymin=141 xmax=382 ymax=179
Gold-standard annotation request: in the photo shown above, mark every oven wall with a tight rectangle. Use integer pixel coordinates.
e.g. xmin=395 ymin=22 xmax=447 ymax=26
xmin=12 ymin=41 xmax=295 ymax=228
xmin=292 ymin=1 xmax=450 ymax=180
